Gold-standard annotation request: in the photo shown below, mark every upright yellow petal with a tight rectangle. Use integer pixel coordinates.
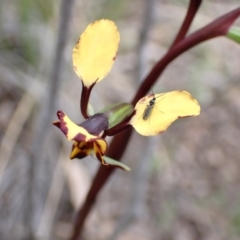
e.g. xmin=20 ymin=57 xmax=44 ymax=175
xmin=130 ymin=91 xmax=200 ymax=136
xmin=73 ymin=19 xmax=120 ymax=87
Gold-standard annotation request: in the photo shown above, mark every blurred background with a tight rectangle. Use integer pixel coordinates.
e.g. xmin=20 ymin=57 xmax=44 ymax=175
xmin=0 ymin=0 xmax=240 ymax=239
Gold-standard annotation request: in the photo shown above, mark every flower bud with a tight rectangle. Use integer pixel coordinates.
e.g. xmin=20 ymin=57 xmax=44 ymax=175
xmin=99 ymin=103 xmax=133 ymax=129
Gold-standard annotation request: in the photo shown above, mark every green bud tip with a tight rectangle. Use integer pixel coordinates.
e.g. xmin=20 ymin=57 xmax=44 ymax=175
xmin=227 ymin=26 xmax=240 ymax=44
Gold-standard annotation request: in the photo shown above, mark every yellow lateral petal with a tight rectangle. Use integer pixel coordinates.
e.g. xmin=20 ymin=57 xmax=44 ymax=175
xmin=72 ymin=19 xmax=120 ymax=87
xmin=56 ymin=111 xmax=98 ymax=141
xmin=130 ymin=91 xmax=200 ymax=136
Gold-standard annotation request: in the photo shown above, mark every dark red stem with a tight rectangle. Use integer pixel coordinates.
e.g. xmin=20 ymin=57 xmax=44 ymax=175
xmin=170 ymin=0 xmax=202 ymax=47
xmin=80 ymin=82 xmax=95 ymax=119
xmin=70 ymin=129 xmax=133 ymax=240
xmin=102 ymin=0 xmax=203 ymax=137
xmin=69 ymin=6 xmax=240 ymax=240
xmin=132 ymin=6 xmax=240 ymax=105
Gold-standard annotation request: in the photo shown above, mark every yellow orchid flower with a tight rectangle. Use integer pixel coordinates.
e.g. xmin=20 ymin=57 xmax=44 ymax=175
xmin=53 ymin=111 xmax=108 ymax=165
xmin=53 ymin=19 xmax=201 ymax=169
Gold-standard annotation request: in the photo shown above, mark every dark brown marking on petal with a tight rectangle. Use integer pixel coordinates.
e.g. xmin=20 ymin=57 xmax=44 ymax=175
xmin=113 ymin=56 xmax=116 ymax=60
xmin=86 ymin=138 xmax=94 ymax=143
xmin=177 ymin=115 xmax=195 ymax=119
xmin=188 ymin=94 xmax=196 ymax=101
xmin=87 ymin=142 xmax=94 ymax=150
xmin=94 ymin=139 xmax=107 ymax=155
xmin=70 ymin=141 xmax=93 ymax=159
xmin=79 ymin=144 xmax=87 ymax=151
xmin=139 ymin=97 xmax=147 ymax=103
xmin=95 ymin=151 xmax=108 ymax=166
xmin=77 ymin=141 xmax=87 ymax=151
xmin=76 ymin=37 xmax=81 ymax=44
xmin=56 ymin=110 xmax=65 ymax=119
xmin=74 ymin=132 xmax=87 ymax=142
xmin=52 ymin=121 xmax=60 ymax=128
xmin=71 ymin=142 xmax=78 ymax=149
xmin=139 ymin=94 xmax=153 ymax=103
xmin=80 ymin=142 xmax=93 ymax=151
xmin=95 ymin=151 xmax=101 ymax=161
xmin=190 ymin=96 xmax=195 ymax=101
xmin=71 ymin=151 xmax=88 ymax=160
xmin=56 ymin=111 xmax=69 ymax=136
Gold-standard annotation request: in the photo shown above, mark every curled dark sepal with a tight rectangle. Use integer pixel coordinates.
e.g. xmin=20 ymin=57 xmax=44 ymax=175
xmin=133 ymin=7 xmax=240 ymax=105
xmin=103 ymin=156 xmax=131 ymax=171
xmin=80 ymin=113 xmax=109 ymax=135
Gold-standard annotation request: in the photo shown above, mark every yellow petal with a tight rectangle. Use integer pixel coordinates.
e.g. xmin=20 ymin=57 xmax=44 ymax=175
xmin=55 ymin=111 xmax=98 ymax=141
xmin=70 ymin=141 xmax=93 ymax=159
xmin=130 ymin=91 xmax=200 ymax=136
xmin=93 ymin=140 xmax=108 ymax=165
xmin=72 ymin=19 xmax=120 ymax=87
xmin=94 ymin=139 xmax=107 ymax=155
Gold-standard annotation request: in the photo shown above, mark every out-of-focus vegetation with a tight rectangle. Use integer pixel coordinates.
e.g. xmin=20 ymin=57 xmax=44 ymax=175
xmin=0 ymin=0 xmax=240 ymax=239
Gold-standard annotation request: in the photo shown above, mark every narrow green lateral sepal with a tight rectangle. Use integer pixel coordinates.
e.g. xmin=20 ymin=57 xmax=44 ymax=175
xmin=226 ymin=26 xmax=240 ymax=44
xmin=103 ymin=156 xmax=131 ymax=171
xmin=99 ymin=103 xmax=133 ymax=129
